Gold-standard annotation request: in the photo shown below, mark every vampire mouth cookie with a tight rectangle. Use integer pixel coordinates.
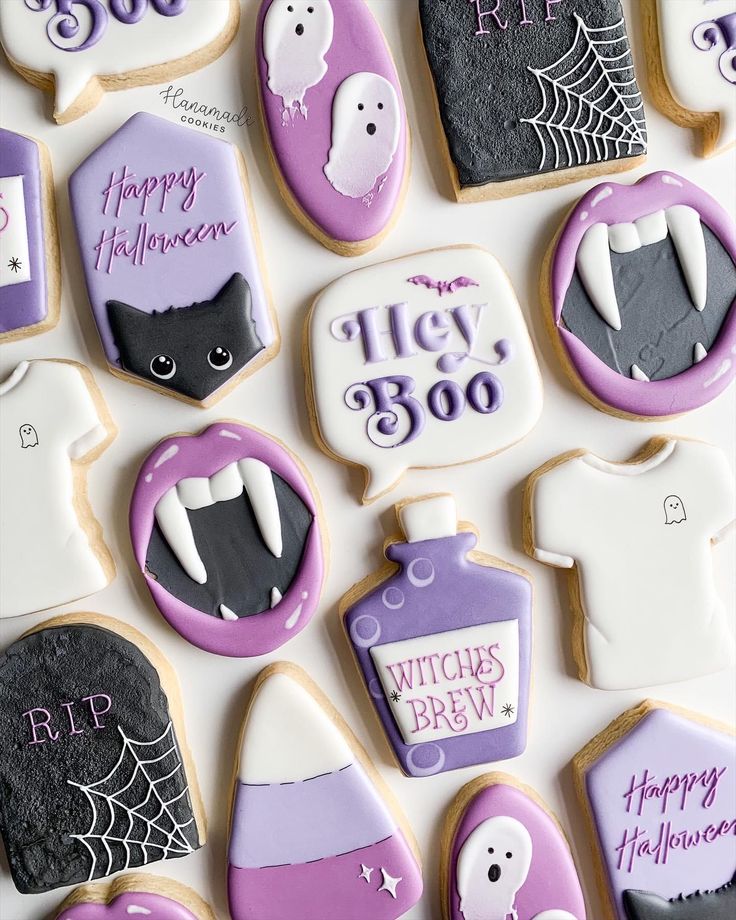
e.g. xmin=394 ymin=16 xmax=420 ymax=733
xmin=0 ymin=128 xmax=60 ymax=341
xmin=544 ymin=170 xmax=736 ymax=418
xmin=419 ymin=0 xmax=647 ymax=201
xmin=55 ymin=874 xmax=216 ymax=920
xmin=573 ymin=700 xmax=736 ymax=920
xmin=69 ymin=112 xmax=279 ymax=407
xmin=227 ymin=662 xmax=423 ymax=920
xmin=0 ymin=613 xmax=205 ymax=895
xmin=131 ymin=421 xmax=326 ymax=658
xmin=524 ymin=435 xmax=736 ymax=690
xmin=642 ymin=0 xmax=736 ymax=157
xmin=342 ymin=494 xmax=532 ymax=777
xmin=0 ymin=359 xmax=116 ymax=619
xmin=306 ymin=246 xmax=543 ymax=502
xmin=441 ymin=773 xmax=586 ymax=920
xmin=256 ymin=0 xmax=410 ymax=256
xmin=0 ymin=0 xmax=239 ymax=124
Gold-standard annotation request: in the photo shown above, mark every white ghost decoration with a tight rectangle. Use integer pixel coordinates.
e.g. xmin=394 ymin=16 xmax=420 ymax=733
xmin=19 ymin=424 xmax=38 ymax=449
xmin=323 ymin=71 xmax=401 ymax=199
xmin=664 ymin=494 xmax=687 ymax=524
xmin=457 ymin=816 xmax=532 ymax=920
xmin=263 ymin=0 xmax=334 ymax=119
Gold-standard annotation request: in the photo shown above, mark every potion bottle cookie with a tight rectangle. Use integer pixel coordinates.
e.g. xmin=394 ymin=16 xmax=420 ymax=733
xmin=342 ymin=494 xmax=532 ymax=777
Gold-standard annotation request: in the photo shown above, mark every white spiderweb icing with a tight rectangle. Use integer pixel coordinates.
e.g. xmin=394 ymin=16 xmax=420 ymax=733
xmin=68 ymin=723 xmax=198 ymax=880
xmin=521 ymin=14 xmax=646 ymax=171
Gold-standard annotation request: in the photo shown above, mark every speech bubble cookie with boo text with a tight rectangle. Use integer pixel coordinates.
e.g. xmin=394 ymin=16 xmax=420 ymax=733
xmin=0 ymin=0 xmax=238 ymax=124
xmin=307 ymin=246 xmax=544 ymax=502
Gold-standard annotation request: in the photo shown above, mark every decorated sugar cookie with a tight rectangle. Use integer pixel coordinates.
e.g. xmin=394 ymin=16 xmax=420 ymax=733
xmin=544 ymin=170 xmax=736 ymax=418
xmin=642 ymin=0 xmax=736 ymax=157
xmin=441 ymin=773 xmax=586 ymax=920
xmin=0 ymin=0 xmax=239 ymax=124
xmin=256 ymin=0 xmax=410 ymax=256
xmin=0 ymin=359 xmax=116 ymax=619
xmin=130 ymin=421 xmax=326 ymax=657
xmin=524 ymin=436 xmax=736 ymax=690
xmin=69 ymin=112 xmax=279 ymax=406
xmin=573 ymin=700 xmax=736 ymax=920
xmin=419 ymin=0 xmax=647 ymax=201
xmin=55 ymin=874 xmax=215 ymax=920
xmin=227 ymin=662 xmax=423 ymax=920
xmin=0 ymin=128 xmax=60 ymax=341
xmin=306 ymin=246 xmax=543 ymax=502
xmin=342 ymin=494 xmax=532 ymax=777
xmin=0 ymin=613 xmax=205 ymax=894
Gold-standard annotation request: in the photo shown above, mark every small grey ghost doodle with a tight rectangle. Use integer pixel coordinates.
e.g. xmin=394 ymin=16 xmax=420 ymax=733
xmin=664 ymin=495 xmax=686 ymax=524
xmin=19 ymin=424 xmax=38 ymax=448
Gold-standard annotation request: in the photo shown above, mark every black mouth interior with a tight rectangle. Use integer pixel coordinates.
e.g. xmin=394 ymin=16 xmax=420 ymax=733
xmin=561 ymin=226 xmax=736 ymax=380
xmin=145 ymin=472 xmax=313 ymax=619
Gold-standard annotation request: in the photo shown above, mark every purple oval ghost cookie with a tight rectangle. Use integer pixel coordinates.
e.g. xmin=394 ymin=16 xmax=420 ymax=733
xmin=69 ymin=113 xmax=279 ymax=406
xmin=547 ymin=170 xmax=736 ymax=418
xmin=442 ymin=773 xmax=586 ymax=920
xmin=256 ymin=0 xmax=410 ymax=255
xmin=130 ymin=421 xmax=326 ymax=657
xmin=0 ymin=128 xmax=60 ymax=341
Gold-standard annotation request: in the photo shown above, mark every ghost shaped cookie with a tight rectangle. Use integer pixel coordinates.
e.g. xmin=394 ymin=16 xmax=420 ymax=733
xmin=441 ymin=773 xmax=586 ymax=920
xmin=256 ymin=0 xmax=410 ymax=255
xmin=54 ymin=874 xmax=215 ymax=920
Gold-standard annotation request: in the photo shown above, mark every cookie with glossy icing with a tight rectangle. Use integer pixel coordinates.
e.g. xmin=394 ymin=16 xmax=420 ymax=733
xmin=54 ymin=874 xmax=216 ymax=920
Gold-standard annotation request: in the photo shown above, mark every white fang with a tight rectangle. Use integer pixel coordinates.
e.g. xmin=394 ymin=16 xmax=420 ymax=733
xmin=694 ymin=342 xmax=708 ymax=363
xmin=239 ymin=459 xmax=283 ymax=558
xmin=155 ymin=488 xmax=207 ymax=585
xmin=630 ymin=364 xmax=650 ymax=381
xmin=270 ymin=587 xmax=283 ymax=608
xmin=665 ymin=205 xmax=708 ymax=311
xmin=220 ymin=604 xmax=239 ymax=621
xmin=577 ymin=222 xmax=622 ymax=330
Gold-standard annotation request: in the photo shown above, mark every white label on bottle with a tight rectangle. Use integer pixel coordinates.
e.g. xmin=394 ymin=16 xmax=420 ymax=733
xmin=0 ymin=176 xmax=32 ymax=288
xmin=370 ymin=619 xmax=519 ymax=745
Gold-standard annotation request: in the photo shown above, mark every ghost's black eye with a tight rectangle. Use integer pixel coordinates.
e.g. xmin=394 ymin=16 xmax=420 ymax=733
xmin=150 ymin=355 xmax=176 ymax=380
xmin=378 ymin=102 xmax=384 ymax=110
xmin=506 ymin=851 xmax=512 ymax=859
xmin=358 ymin=103 xmax=364 ymax=111
xmin=308 ymin=5 xmax=314 ymax=11
xmin=487 ymin=847 xmax=494 ymax=854
xmin=287 ymin=4 xmax=293 ymax=10
xmin=208 ymin=346 xmax=233 ymax=370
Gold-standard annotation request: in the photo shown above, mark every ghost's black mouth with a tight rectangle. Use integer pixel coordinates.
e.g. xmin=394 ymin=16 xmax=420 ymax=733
xmin=366 ymin=122 xmax=377 ymax=136
xmin=145 ymin=462 xmax=313 ymax=620
xmin=561 ymin=211 xmax=736 ymax=382
xmin=488 ymin=863 xmax=501 ymax=882
xmin=295 ymin=22 xmax=304 ymax=35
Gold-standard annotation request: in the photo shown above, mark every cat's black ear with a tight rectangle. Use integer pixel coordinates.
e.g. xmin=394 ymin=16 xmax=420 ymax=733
xmin=214 ymin=272 xmax=252 ymax=314
xmin=107 ymin=299 xmax=150 ymax=341
xmin=623 ymin=889 xmax=669 ymax=920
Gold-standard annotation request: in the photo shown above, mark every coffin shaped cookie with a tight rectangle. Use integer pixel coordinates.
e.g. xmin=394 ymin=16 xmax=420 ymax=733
xmin=574 ymin=700 xmax=736 ymax=920
xmin=130 ymin=421 xmax=326 ymax=657
xmin=0 ymin=613 xmax=205 ymax=894
xmin=256 ymin=0 xmax=410 ymax=255
xmin=442 ymin=773 xmax=586 ymax=920
xmin=54 ymin=873 xmax=216 ymax=920
xmin=69 ymin=113 xmax=279 ymax=406
xmin=227 ymin=662 xmax=423 ymax=920
xmin=545 ymin=171 xmax=736 ymax=417
xmin=0 ymin=128 xmax=60 ymax=340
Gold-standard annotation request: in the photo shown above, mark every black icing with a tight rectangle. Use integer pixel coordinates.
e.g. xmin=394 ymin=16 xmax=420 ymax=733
xmin=0 ymin=624 xmax=200 ymax=894
xmin=419 ymin=0 xmax=646 ymax=187
xmin=624 ymin=871 xmax=736 ymax=920
xmin=145 ymin=471 xmax=313 ymax=618
xmin=107 ymin=272 xmax=264 ymax=402
xmin=561 ymin=227 xmax=736 ymax=380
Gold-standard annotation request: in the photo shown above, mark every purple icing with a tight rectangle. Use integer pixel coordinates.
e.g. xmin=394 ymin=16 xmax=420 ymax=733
xmin=0 ymin=128 xmax=48 ymax=335
xmin=69 ymin=113 xmax=274 ymax=373
xmin=344 ymin=530 xmax=531 ymax=776
xmin=551 ymin=171 xmax=736 ymax=416
xmin=56 ymin=891 xmax=198 ymax=920
xmin=129 ymin=422 xmax=324 ymax=658
xmin=584 ymin=706 xmax=736 ymax=919
xmin=256 ymin=0 xmax=408 ymax=245
xmin=448 ymin=781 xmax=586 ymax=919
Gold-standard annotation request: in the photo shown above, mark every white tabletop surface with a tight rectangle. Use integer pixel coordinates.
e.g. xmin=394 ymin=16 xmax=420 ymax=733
xmin=1 ymin=1 xmax=734 ymax=918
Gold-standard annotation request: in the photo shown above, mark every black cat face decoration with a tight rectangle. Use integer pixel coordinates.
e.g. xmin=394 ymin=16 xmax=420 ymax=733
xmin=107 ymin=272 xmax=264 ymax=402
xmin=624 ymin=872 xmax=736 ymax=920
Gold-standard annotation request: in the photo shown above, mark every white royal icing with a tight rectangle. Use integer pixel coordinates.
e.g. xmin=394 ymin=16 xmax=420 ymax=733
xmin=0 ymin=175 xmax=31 ymax=287
xmin=0 ymin=360 xmax=112 ymax=618
xmin=657 ymin=0 xmax=736 ymax=153
xmin=530 ymin=437 xmax=736 ymax=690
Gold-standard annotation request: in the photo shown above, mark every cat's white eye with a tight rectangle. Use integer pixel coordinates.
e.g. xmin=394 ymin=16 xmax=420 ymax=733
xmin=208 ymin=347 xmax=233 ymax=370
xmin=150 ymin=355 xmax=177 ymax=380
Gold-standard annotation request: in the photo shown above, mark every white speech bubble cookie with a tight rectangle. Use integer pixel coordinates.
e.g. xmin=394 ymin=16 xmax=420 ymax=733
xmin=645 ymin=0 xmax=736 ymax=156
xmin=307 ymin=246 xmax=544 ymax=503
xmin=0 ymin=0 xmax=238 ymax=124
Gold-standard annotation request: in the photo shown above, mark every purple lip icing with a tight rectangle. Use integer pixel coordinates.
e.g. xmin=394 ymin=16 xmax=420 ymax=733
xmin=551 ymin=171 xmax=736 ymax=417
xmin=130 ymin=422 xmax=325 ymax=658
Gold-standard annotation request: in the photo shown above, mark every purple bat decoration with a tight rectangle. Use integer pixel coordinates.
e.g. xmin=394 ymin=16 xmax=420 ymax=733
xmin=407 ymin=275 xmax=480 ymax=296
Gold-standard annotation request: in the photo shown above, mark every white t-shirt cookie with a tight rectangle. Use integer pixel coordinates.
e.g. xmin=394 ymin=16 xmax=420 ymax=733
xmin=0 ymin=360 xmax=112 ymax=618
xmin=529 ymin=438 xmax=735 ymax=690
